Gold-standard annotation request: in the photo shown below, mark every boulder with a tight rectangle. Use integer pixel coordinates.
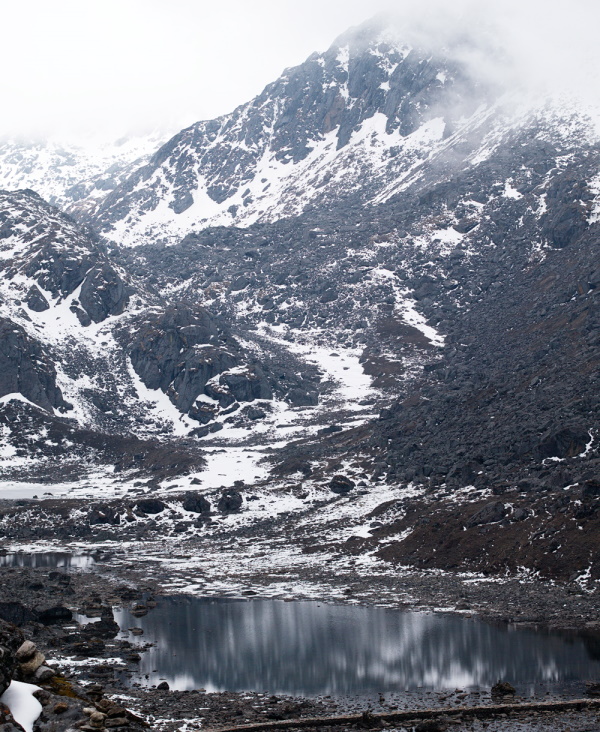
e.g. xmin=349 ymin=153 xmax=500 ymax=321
xmin=33 ymin=665 xmax=55 ymax=682
xmin=329 ymin=475 xmax=356 ymax=495
xmin=170 ymin=191 xmax=194 ymax=214
xmin=88 ymin=504 xmax=120 ymax=526
xmin=89 ymin=710 xmax=107 ymax=728
xmin=20 ymin=651 xmax=46 ymax=676
xmin=287 ymin=388 xmax=318 ymax=406
xmin=15 ymin=641 xmax=36 ymax=662
xmin=82 ymin=609 xmax=119 ymax=639
xmin=217 ymin=490 xmax=243 ymax=513
xmin=581 ymin=479 xmax=600 ymax=499
xmin=467 ymin=502 xmax=507 ymax=528
xmin=535 ymin=426 xmax=590 ymax=460
xmin=181 ymin=493 xmax=211 ymax=515
xmin=491 ymin=680 xmax=516 ymax=696
xmin=245 ymin=406 xmax=266 ymax=420
xmin=25 ymin=285 xmax=49 ymax=312
xmin=220 ymin=368 xmax=272 ymax=402
xmin=0 ymin=603 xmax=37 ymax=627
xmin=135 ymin=498 xmax=166 ymax=514
xmin=586 ymin=681 xmax=600 ymax=697
xmin=38 ymin=606 xmax=73 ymax=625
xmin=16 ymin=640 xmax=45 ymax=677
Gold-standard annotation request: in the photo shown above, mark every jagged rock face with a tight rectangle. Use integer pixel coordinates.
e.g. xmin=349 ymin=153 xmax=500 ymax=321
xmin=0 ymin=318 xmax=69 ymax=411
xmin=540 ymin=169 xmax=593 ymax=248
xmin=83 ymin=20 xmax=485 ymax=245
xmin=126 ymin=304 xmax=272 ymax=419
xmin=25 ymin=284 xmax=49 ymax=312
xmin=0 ymin=192 xmax=323 ymax=472
xmin=0 ymin=189 xmax=131 ymax=323
xmin=79 ymin=262 xmax=130 ymax=323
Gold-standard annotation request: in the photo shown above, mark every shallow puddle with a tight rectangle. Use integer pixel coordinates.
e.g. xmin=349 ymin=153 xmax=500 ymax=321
xmin=114 ymin=596 xmax=600 ymax=694
xmin=0 ymin=552 xmax=96 ymax=570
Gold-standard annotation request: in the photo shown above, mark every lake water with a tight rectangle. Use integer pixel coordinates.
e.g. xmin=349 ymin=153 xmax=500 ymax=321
xmin=114 ymin=597 xmax=600 ymax=695
xmin=0 ymin=552 xmax=96 ymax=570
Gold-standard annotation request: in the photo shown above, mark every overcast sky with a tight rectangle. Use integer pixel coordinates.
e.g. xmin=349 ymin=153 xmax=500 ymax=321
xmin=2 ymin=0 xmax=598 ymax=143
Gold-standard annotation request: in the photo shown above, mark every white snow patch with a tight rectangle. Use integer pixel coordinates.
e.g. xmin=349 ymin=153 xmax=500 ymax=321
xmin=0 ymin=681 xmax=42 ymax=732
xmin=196 ymin=447 xmax=270 ymax=490
xmin=395 ymin=293 xmax=445 ymax=347
xmin=577 ymin=431 xmax=595 ymax=458
xmin=0 ymin=393 xmax=44 ymax=411
xmin=589 ymin=173 xmax=600 ymax=223
xmin=503 ymin=179 xmax=523 ymax=199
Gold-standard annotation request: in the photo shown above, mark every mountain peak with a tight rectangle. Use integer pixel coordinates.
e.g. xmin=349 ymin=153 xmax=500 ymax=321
xmin=329 ymin=14 xmax=401 ymax=53
xmin=76 ymin=22 xmax=485 ymax=247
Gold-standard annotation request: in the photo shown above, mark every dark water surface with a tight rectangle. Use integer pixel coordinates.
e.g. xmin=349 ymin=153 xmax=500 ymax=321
xmin=0 ymin=552 xmax=96 ymax=570
xmin=114 ymin=597 xmax=600 ymax=694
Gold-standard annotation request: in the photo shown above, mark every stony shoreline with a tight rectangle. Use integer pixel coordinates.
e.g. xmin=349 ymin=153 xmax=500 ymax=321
xmin=1 ymin=555 xmax=600 ymax=730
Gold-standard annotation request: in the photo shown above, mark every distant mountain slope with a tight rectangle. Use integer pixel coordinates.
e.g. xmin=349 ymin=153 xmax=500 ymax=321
xmin=0 ymin=132 xmax=166 ymax=215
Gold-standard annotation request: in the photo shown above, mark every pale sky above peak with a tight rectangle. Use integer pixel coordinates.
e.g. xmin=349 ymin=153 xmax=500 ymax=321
xmin=1 ymin=0 xmax=598 ymax=144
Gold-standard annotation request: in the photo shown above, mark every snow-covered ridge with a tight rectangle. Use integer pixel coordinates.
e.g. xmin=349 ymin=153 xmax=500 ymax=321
xmin=83 ymin=23 xmax=479 ymax=247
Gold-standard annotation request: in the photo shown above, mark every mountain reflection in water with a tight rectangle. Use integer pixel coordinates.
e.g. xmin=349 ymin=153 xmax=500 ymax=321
xmin=114 ymin=597 xmax=600 ymax=694
xmin=0 ymin=552 xmax=95 ymax=570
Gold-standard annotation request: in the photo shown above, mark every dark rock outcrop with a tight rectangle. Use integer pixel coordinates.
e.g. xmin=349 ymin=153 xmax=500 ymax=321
xmin=25 ymin=285 xmax=49 ymax=312
xmin=37 ymin=606 xmax=73 ymax=625
xmin=79 ymin=262 xmax=130 ymax=322
xmin=0 ymin=603 xmax=37 ymax=627
xmin=88 ymin=504 xmax=121 ymax=526
xmin=0 ymin=318 xmax=69 ymax=412
xmin=127 ymin=304 xmax=272 ymax=418
xmin=466 ymin=502 xmax=507 ymax=528
xmin=0 ymin=189 xmax=132 ymax=325
xmin=535 ymin=426 xmax=591 ymax=461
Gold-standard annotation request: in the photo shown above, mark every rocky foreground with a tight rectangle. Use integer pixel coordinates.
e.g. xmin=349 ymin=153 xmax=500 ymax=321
xmin=1 ymin=555 xmax=600 ymax=731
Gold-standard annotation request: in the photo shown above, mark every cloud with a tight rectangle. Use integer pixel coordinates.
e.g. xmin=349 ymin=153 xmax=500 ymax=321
xmin=0 ymin=0 xmax=597 ymax=142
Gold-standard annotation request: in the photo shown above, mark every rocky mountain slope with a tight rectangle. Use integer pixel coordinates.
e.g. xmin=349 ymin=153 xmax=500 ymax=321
xmin=1 ymin=17 xmax=600 ymax=583
xmin=0 ymin=190 xmax=323 ymax=484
